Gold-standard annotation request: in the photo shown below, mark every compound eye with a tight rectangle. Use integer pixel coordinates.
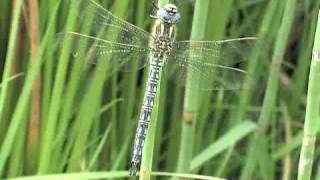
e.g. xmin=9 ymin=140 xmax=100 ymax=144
xmin=167 ymin=9 xmax=175 ymax=14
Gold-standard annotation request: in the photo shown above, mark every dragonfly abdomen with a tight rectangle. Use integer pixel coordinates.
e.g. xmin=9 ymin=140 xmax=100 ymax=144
xmin=129 ymin=54 xmax=164 ymax=176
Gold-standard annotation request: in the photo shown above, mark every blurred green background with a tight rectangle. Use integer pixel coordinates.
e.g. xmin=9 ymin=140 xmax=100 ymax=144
xmin=0 ymin=0 xmax=320 ymax=179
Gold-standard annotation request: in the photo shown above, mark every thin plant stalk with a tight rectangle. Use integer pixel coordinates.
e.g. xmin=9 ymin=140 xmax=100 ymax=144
xmin=40 ymin=0 xmax=58 ymax=135
xmin=0 ymin=0 xmax=23 ymax=132
xmin=26 ymin=0 xmax=41 ymax=174
xmin=240 ymin=0 xmax=297 ymax=179
xmin=139 ymin=0 xmax=168 ymax=179
xmin=0 ymin=0 xmax=24 ymax=176
xmin=288 ymin=3 xmax=319 ymax=118
xmin=281 ymin=102 xmax=292 ymax=180
xmin=52 ymin=0 xmax=98 ymax=172
xmin=116 ymin=0 xmax=147 ymax=168
xmin=164 ymin=1 xmax=189 ymax=171
xmin=226 ymin=0 xmax=280 ymax=177
xmin=6 ymin=1 xmax=27 ymax=177
xmin=176 ymin=0 xmax=210 ymax=174
xmin=66 ymin=0 xmax=130 ymax=172
xmin=0 ymin=1 xmax=61 ymax=176
xmin=297 ymin=10 xmax=320 ymax=180
xmin=196 ymin=0 xmax=233 ymax=175
xmin=37 ymin=0 xmax=82 ymax=173
xmin=139 ymin=80 xmax=162 ymax=180
xmin=233 ymin=0 xmax=280 ymax=144
xmin=256 ymin=0 xmax=296 ymax=130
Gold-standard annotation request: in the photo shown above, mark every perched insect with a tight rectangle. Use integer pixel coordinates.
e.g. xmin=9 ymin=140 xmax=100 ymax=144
xmin=59 ymin=0 xmax=255 ymax=176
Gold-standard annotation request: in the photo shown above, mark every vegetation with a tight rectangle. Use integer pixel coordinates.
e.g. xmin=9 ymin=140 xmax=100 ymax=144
xmin=0 ymin=0 xmax=319 ymax=179
xmin=298 ymin=11 xmax=320 ymax=180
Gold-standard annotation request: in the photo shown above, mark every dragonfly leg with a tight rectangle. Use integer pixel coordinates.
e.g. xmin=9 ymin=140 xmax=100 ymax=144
xmin=150 ymin=14 xmax=158 ymax=19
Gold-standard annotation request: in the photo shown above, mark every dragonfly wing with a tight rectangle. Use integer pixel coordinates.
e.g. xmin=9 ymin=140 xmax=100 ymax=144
xmin=57 ymin=0 xmax=153 ymax=71
xmin=166 ymin=38 xmax=256 ymax=90
xmin=57 ymin=32 xmax=150 ymax=71
xmin=77 ymin=0 xmax=153 ymax=46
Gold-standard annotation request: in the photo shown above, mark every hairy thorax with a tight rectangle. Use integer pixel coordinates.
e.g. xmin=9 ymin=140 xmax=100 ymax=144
xmin=153 ymin=36 xmax=173 ymax=57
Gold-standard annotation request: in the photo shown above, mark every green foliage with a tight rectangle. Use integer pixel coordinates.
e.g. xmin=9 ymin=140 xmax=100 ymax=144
xmin=297 ymin=11 xmax=320 ymax=180
xmin=0 ymin=0 xmax=319 ymax=179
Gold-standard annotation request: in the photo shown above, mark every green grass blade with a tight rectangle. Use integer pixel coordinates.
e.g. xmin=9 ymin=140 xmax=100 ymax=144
xmin=0 ymin=1 xmax=61 ymax=176
xmin=191 ymin=121 xmax=257 ymax=170
xmin=240 ymin=0 xmax=297 ymax=178
xmin=66 ymin=0 xmax=130 ymax=172
xmin=139 ymin=1 xmax=168 ymax=179
xmin=139 ymin=76 xmax=162 ymax=179
xmin=0 ymin=0 xmax=24 ymax=126
xmin=38 ymin=0 xmax=82 ymax=173
xmin=297 ymin=10 xmax=320 ymax=180
xmin=6 ymin=171 xmax=129 ymax=180
xmin=88 ymin=125 xmax=111 ymax=170
xmin=176 ymin=0 xmax=210 ymax=174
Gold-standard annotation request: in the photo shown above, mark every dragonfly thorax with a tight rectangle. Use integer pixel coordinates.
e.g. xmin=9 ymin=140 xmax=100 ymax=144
xmin=154 ymin=36 xmax=173 ymax=55
xmin=158 ymin=4 xmax=181 ymax=24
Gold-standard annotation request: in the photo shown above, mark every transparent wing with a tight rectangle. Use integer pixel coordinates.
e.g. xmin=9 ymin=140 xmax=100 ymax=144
xmin=57 ymin=0 xmax=153 ymax=71
xmin=165 ymin=38 xmax=256 ymax=90
xmin=77 ymin=0 xmax=153 ymax=46
xmin=58 ymin=32 xmax=150 ymax=71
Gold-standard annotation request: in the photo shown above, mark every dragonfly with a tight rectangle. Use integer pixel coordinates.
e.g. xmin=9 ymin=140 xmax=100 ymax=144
xmin=60 ymin=0 xmax=256 ymax=176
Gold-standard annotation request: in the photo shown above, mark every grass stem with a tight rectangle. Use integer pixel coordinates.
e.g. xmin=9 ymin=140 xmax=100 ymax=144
xmin=240 ymin=0 xmax=297 ymax=178
xmin=26 ymin=0 xmax=41 ymax=174
xmin=297 ymin=10 xmax=320 ymax=180
xmin=139 ymin=1 xmax=169 ymax=179
xmin=177 ymin=0 xmax=210 ymax=174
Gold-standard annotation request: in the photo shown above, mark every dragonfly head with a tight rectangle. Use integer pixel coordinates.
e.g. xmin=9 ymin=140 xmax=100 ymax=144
xmin=158 ymin=4 xmax=181 ymax=24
